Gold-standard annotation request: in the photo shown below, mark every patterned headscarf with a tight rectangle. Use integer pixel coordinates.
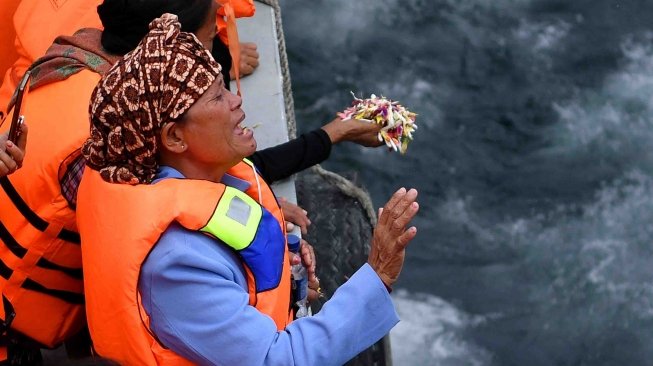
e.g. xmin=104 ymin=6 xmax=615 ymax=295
xmin=82 ymin=14 xmax=222 ymax=184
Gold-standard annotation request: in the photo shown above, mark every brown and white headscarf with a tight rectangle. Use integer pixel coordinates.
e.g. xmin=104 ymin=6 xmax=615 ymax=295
xmin=82 ymin=13 xmax=222 ymax=184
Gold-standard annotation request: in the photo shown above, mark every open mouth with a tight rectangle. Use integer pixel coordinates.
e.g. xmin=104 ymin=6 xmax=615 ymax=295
xmin=234 ymin=115 xmax=261 ymax=135
xmin=236 ymin=121 xmax=260 ymax=136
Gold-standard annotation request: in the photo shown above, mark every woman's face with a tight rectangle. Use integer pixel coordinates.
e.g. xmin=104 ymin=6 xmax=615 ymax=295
xmin=178 ymin=76 xmax=256 ymax=168
xmin=195 ymin=1 xmax=219 ymax=52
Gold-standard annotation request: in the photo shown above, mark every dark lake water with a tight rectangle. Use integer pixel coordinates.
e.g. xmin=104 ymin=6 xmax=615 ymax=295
xmin=281 ymin=0 xmax=653 ymax=364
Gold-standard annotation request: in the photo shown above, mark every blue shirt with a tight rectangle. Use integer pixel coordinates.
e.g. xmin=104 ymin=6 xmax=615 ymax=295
xmin=139 ymin=166 xmax=399 ymax=366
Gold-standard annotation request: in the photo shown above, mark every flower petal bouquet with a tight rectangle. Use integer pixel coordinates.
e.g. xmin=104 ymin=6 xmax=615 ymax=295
xmin=337 ymin=92 xmax=418 ymax=154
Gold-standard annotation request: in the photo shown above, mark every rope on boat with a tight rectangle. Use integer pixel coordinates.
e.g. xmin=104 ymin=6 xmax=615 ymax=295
xmin=255 ymin=0 xmax=378 ymax=227
xmin=310 ymin=165 xmax=378 ymax=227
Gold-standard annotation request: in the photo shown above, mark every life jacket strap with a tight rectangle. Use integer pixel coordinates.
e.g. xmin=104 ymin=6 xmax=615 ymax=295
xmin=0 ymin=216 xmax=84 ymax=317
xmin=0 ymin=323 xmax=43 ymax=365
xmin=215 ymin=0 xmax=243 ymax=95
xmin=1 ymin=295 xmax=16 ymax=333
xmin=0 ymin=177 xmax=80 ymax=244
xmin=0 ymin=249 xmax=84 ymax=306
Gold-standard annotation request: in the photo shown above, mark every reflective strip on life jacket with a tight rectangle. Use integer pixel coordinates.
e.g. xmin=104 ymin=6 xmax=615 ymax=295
xmin=201 ymin=186 xmax=285 ymax=293
xmin=201 ymin=186 xmax=262 ymax=250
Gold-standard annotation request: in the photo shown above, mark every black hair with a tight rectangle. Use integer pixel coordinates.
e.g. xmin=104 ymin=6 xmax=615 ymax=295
xmin=98 ymin=0 xmax=232 ymax=87
xmin=211 ymin=36 xmax=232 ymax=87
xmin=98 ymin=0 xmax=213 ymax=55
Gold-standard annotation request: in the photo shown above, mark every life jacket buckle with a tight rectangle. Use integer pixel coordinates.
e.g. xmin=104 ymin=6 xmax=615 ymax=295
xmin=1 ymin=295 xmax=16 ymax=333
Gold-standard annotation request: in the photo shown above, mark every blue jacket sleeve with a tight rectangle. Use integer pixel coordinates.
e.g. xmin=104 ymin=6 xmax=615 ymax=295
xmin=139 ymin=224 xmax=399 ymax=366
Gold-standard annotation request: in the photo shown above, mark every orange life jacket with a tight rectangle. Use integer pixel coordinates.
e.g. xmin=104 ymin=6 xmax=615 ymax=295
xmin=0 ymin=0 xmax=256 ymax=350
xmin=0 ymin=0 xmax=103 ymax=115
xmin=0 ymin=0 xmax=21 ymax=89
xmin=77 ymin=161 xmax=292 ymax=365
xmin=0 ymin=69 xmax=101 ymax=348
xmin=0 ymin=0 xmax=256 ymax=116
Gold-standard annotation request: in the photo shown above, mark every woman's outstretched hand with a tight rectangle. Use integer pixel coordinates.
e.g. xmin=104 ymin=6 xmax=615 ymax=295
xmin=321 ymin=117 xmax=384 ymax=147
xmin=368 ymin=187 xmax=419 ymax=289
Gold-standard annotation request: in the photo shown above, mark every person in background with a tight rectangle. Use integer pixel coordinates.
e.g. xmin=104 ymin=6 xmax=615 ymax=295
xmin=0 ymin=124 xmax=27 ymax=178
xmin=77 ymin=14 xmax=420 ymax=365
xmin=0 ymin=0 xmax=259 ymax=116
xmin=0 ymin=0 xmax=20 ymax=86
xmin=0 ymin=0 xmax=383 ymax=363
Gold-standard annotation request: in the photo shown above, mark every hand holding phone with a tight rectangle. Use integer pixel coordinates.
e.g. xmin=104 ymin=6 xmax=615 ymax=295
xmin=0 ymin=123 xmax=27 ymax=177
xmin=8 ymin=70 xmax=31 ymax=143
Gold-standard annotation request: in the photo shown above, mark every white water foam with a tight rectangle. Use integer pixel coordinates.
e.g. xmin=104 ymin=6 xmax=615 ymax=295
xmin=391 ymin=289 xmax=492 ymax=366
xmin=571 ymin=172 xmax=653 ymax=318
xmin=514 ymin=19 xmax=572 ymax=51
xmin=430 ymin=168 xmax=653 ymax=320
xmin=495 ymin=170 xmax=653 ymax=319
xmin=553 ymin=33 xmax=653 ymax=153
xmin=437 ymin=193 xmax=498 ymax=244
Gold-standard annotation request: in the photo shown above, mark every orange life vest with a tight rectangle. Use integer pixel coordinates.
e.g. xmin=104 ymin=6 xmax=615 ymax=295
xmin=0 ymin=0 xmax=21 ymax=89
xmin=0 ymin=0 xmax=256 ymax=116
xmin=0 ymin=69 xmax=101 ymax=348
xmin=0 ymin=0 xmax=103 ymax=115
xmin=0 ymin=0 xmax=256 ymax=350
xmin=77 ymin=161 xmax=292 ymax=365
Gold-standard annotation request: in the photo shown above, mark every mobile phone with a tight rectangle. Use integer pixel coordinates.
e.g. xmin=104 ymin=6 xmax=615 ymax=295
xmin=7 ymin=70 xmax=31 ymax=143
